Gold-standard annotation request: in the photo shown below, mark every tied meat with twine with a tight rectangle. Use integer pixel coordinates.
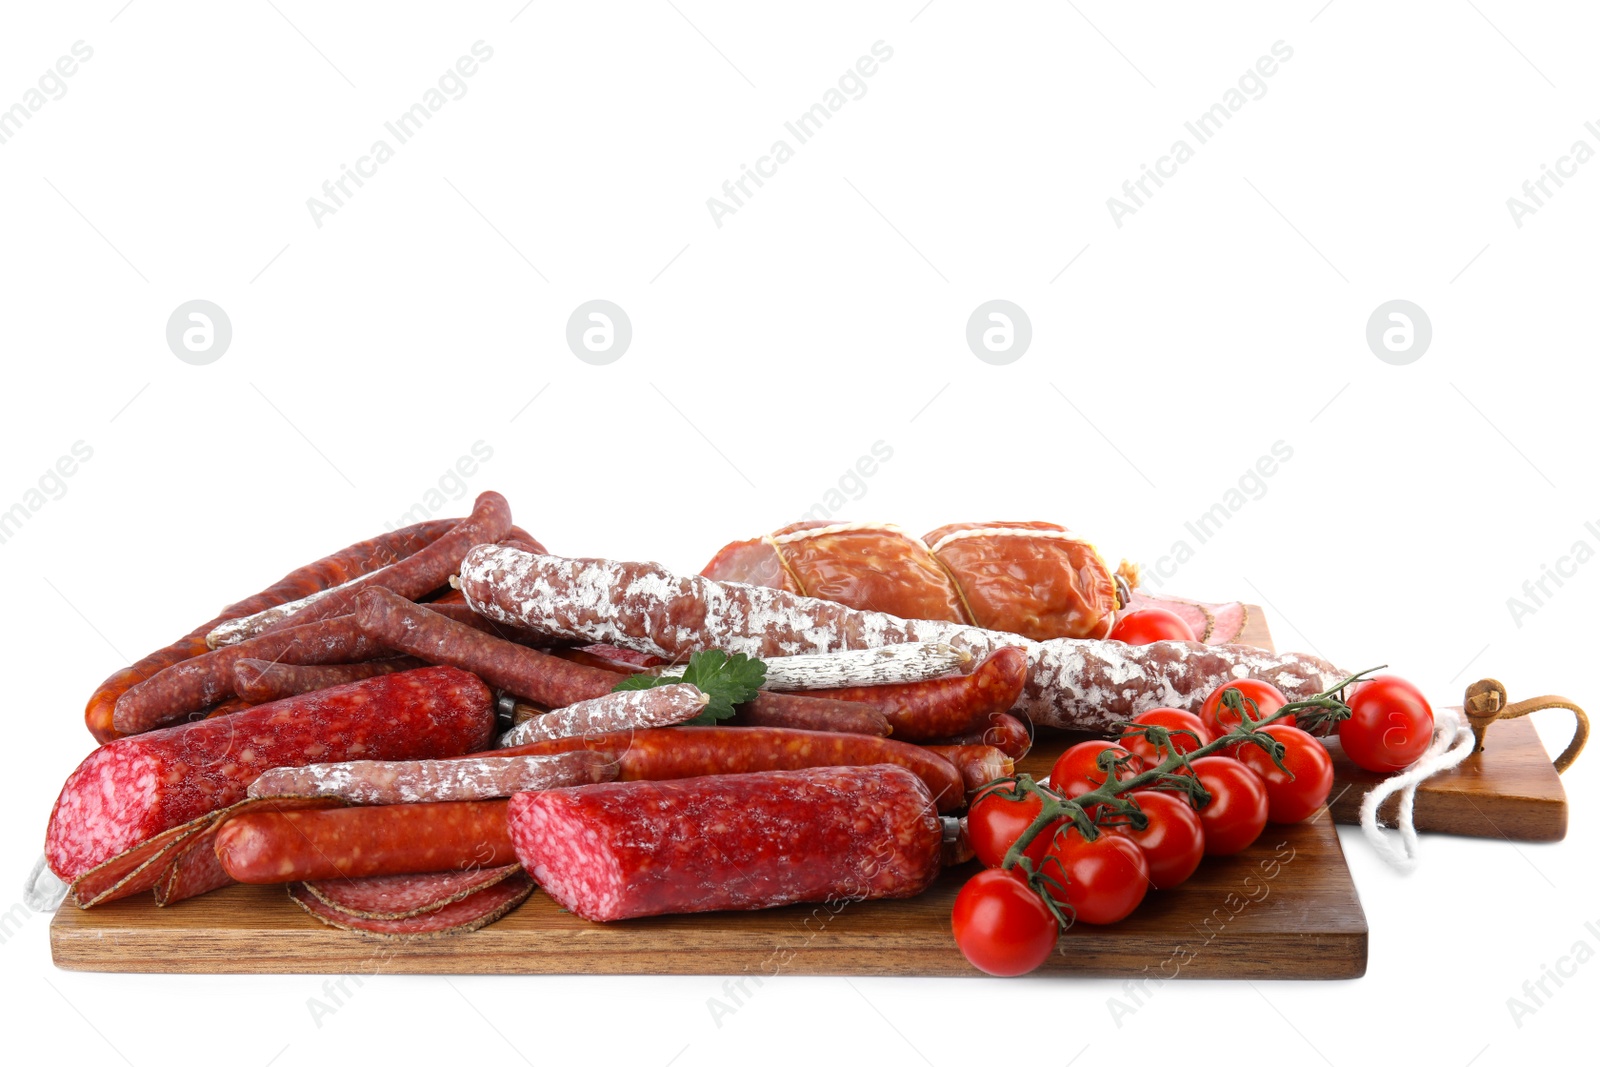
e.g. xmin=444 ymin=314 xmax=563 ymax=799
xmin=1360 ymin=678 xmax=1588 ymax=870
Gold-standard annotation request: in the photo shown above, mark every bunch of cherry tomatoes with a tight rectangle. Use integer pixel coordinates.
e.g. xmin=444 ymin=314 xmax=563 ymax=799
xmin=950 ymin=671 xmax=1435 ymax=977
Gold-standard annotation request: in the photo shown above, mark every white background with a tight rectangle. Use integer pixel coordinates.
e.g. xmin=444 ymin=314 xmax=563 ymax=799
xmin=3 ymin=2 xmax=1597 ymax=1064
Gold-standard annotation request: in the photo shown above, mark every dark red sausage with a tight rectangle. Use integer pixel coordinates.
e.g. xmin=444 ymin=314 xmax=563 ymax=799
xmin=509 ymin=765 xmax=943 ymax=921
xmin=83 ymin=519 xmax=457 ymax=744
xmin=232 ymin=658 xmax=427 ymax=703
xmin=804 ymin=646 xmax=1028 ymax=741
xmin=730 ymin=692 xmax=892 ymax=737
xmin=490 ymin=725 xmax=966 ymax=813
xmin=216 ymin=801 xmax=514 ymax=883
xmin=931 ymin=712 xmax=1033 ymax=760
xmin=922 ymin=744 xmax=1014 ymax=794
xmin=254 ymin=491 xmax=512 ymax=634
xmin=351 ymin=589 xmax=626 ymax=705
xmin=47 ymin=666 xmax=494 ymax=880
xmin=114 ymin=614 xmax=392 ymax=734
xmin=117 ymin=602 xmax=515 ymax=735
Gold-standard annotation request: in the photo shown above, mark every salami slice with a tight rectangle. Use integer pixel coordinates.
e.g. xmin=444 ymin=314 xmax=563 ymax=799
xmin=288 ymin=871 xmax=534 ymax=938
xmin=302 ymin=864 xmax=522 ymax=920
xmin=63 ymin=819 xmax=210 ymax=909
xmin=459 ymin=546 xmax=1345 ymax=732
xmin=46 ymin=666 xmax=494 ymax=881
xmin=509 ymin=765 xmax=943 ymax=922
xmin=1124 ymin=591 xmax=1252 ymax=646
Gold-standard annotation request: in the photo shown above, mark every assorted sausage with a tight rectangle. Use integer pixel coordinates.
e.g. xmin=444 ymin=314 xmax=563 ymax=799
xmin=45 ymin=492 xmax=1347 ymax=945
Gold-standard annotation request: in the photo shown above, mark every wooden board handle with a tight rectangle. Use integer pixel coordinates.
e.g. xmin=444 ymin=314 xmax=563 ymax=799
xmin=1464 ymin=678 xmax=1589 ymax=774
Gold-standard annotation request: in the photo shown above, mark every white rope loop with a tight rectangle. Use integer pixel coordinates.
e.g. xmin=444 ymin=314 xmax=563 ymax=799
xmin=1357 ymin=704 xmax=1475 ymax=871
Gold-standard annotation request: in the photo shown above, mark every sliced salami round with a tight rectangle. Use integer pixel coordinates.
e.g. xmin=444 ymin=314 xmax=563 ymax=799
xmin=288 ymin=872 xmax=533 ymax=938
xmin=302 ymin=864 xmax=522 ymax=920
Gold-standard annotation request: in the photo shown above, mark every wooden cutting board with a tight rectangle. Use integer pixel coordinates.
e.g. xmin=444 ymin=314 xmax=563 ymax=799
xmin=50 ymin=731 xmax=1368 ymax=979
xmin=1235 ymin=605 xmax=1569 ymax=842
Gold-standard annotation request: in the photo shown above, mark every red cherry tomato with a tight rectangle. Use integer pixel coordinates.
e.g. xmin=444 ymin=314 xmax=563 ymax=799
xmin=1190 ymin=756 xmax=1269 ymax=856
xmin=1110 ymin=608 xmax=1196 ymax=645
xmin=1038 ymin=827 xmax=1150 ymax=924
xmin=966 ymin=786 xmax=1063 ymax=869
xmin=951 ymin=867 xmax=1059 ymax=976
xmin=1199 ymin=679 xmax=1288 ymax=746
xmin=1236 ymin=725 xmax=1336 ymax=824
xmin=1049 ymin=740 xmax=1140 ymax=801
xmin=1339 ymin=675 xmax=1434 ymax=773
xmin=1109 ymin=790 xmax=1206 ymax=889
xmin=1119 ymin=708 xmax=1213 ymax=769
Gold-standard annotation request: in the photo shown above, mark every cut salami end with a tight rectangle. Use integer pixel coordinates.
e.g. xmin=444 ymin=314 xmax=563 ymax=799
xmin=65 ymin=818 xmax=208 ymax=909
xmin=302 ymin=864 xmax=522 ymax=920
xmin=47 ymin=666 xmax=494 ymax=881
xmin=288 ymin=871 xmax=534 ymax=938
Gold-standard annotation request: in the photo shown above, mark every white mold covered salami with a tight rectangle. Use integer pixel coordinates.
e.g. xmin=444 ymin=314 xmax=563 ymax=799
xmin=458 ymin=546 xmax=1346 ymax=731
xmin=248 ymin=749 xmax=618 ymax=805
xmin=496 ymin=683 xmax=708 ymax=748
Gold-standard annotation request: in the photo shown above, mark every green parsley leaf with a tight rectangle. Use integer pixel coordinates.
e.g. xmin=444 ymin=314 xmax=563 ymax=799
xmin=611 ymin=649 xmax=767 ymax=725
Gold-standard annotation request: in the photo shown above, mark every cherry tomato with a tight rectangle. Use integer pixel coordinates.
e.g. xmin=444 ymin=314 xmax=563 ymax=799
xmin=1199 ymin=679 xmax=1288 ymax=746
xmin=951 ymin=867 xmax=1059 ymax=976
xmin=966 ymin=786 xmax=1063 ymax=869
xmin=1109 ymin=790 xmax=1205 ymax=889
xmin=1110 ymin=608 xmax=1196 ymax=645
xmin=1190 ymin=756 xmax=1269 ymax=856
xmin=1339 ymin=675 xmax=1434 ymax=773
xmin=1119 ymin=708 xmax=1213 ymax=769
xmin=1237 ymin=725 xmax=1336 ymax=824
xmin=1049 ymin=740 xmax=1140 ymax=801
xmin=1039 ymin=827 xmax=1150 ymax=924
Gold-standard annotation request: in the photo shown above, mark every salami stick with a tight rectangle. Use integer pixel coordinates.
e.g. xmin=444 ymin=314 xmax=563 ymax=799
xmin=47 ymin=667 xmax=494 ymax=881
xmin=555 ymin=644 xmax=892 ymax=737
xmin=252 ymin=491 xmax=514 ymax=636
xmin=352 ymin=587 xmax=596 ymax=704
xmin=487 ymin=725 xmax=966 ymax=812
xmin=933 ymin=711 xmax=1034 ymax=760
xmin=497 ymin=684 xmax=707 ymax=748
xmin=923 ymin=744 xmax=1014 ymax=794
xmin=249 ymin=749 xmax=618 ymax=805
xmin=215 ymin=800 xmax=515 ymax=883
xmin=805 ymin=646 xmax=1028 ymax=742
xmin=753 ymin=643 xmax=971 ymax=690
xmin=114 ymin=614 xmax=392 ymax=734
xmin=116 ymin=602 xmax=514 ymax=735
xmin=509 ymin=766 xmax=944 ymax=922
xmin=83 ymin=519 xmax=456 ymax=745
xmin=206 ymin=526 xmax=543 ymax=648
xmin=232 ymin=657 xmax=427 ymax=703
xmin=458 ymin=546 xmax=1348 ymax=732
xmin=729 ymin=692 xmax=891 ymax=736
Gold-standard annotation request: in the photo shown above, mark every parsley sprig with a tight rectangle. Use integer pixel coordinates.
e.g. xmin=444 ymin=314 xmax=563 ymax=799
xmin=612 ymin=649 xmax=767 ymax=725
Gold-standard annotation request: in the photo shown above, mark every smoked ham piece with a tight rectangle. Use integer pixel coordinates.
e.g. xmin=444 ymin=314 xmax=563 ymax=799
xmin=701 ymin=520 xmax=1120 ymax=641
